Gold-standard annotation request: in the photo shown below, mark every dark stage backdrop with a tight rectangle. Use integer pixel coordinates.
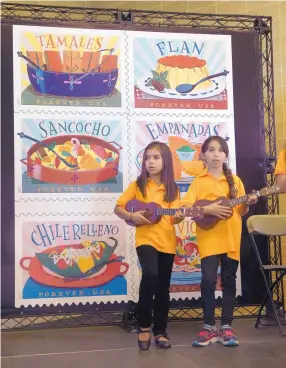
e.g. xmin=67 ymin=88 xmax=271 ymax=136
xmin=1 ymin=22 xmax=268 ymax=314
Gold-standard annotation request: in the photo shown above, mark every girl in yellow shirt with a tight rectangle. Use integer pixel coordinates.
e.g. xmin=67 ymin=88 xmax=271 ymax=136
xmin=182 ymin=136 xmax=257 ymax=348
xmin=275 ymin=148 xmax=286 ymax=193
xmin=114 ymin=142 xmax=184 ymax=351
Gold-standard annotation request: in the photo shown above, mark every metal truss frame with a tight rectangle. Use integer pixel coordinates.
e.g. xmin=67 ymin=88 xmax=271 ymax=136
xmin=1 ymin=2 xmax=282 ymax=331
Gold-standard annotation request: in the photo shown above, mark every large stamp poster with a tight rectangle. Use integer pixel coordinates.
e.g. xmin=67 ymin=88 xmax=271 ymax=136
xmin=12 ymin=25 xmax=240 ymax=308
xmin=128 ymin=31 xmax=234 ymax=115
xmin=13 ymin=25 xmax=127 ymax=114
xmin=131 ymin=116 xmax=237 ymax=193
xmin=15 ymin=214 xmax=134 ymax=307
xmin=14 ymin=114 xmax=129 ymax=201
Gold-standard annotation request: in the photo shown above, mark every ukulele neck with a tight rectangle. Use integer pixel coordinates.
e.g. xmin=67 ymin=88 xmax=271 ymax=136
xmin=229 ymin=192 xmax=259 ymax=208
xmin=157 ymin=208 xmax=178 ymax=216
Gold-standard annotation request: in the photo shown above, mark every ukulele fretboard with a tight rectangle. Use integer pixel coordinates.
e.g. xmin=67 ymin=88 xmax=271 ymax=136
xmin=229 ymin=193 xmax=258 ymax=208
xmin=156 ymin=208 xmax=177 ymax=216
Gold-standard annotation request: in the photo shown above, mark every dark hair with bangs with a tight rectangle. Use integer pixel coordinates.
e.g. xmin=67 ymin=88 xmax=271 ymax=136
xmin=136 ymin=141 xmax=179 ymax=202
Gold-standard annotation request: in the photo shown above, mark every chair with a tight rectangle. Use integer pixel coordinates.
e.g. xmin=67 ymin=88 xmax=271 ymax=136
xmin=246 ymin=215 xmax=286 ymax=336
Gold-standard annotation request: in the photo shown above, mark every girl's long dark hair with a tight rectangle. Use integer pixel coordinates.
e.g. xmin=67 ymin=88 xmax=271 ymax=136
xmin=201 ymin=136 xmax=237 ymax=199
xmin=136 ymin=141 xmax=179 ymax=203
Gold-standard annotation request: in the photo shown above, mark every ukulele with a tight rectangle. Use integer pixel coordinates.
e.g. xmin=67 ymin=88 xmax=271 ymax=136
xmin=193 ymin=186 xmax=280 ymax=230
xmin=125 ymin=199 xmax=203 ymax=227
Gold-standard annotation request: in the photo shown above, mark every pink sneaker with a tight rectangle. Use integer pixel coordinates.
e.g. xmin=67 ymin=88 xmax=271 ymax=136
xmin=193 ymin=325 xmax=218 ymax=347
xmin=218 ymin=325 xmax=239 ymax=346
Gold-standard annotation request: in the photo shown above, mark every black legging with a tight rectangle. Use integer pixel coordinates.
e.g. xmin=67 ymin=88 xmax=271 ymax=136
xmin=136 ymin=245 xmax=174 ymax=336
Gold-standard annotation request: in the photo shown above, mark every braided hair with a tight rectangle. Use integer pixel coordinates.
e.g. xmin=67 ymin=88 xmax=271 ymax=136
xmin=201 ymin=136 xmax=237 ymax=199
xmin=222 ymin=162 xmax=237 ymax=199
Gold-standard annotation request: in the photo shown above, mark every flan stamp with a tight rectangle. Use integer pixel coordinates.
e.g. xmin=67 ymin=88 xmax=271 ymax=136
xmin=127 ymin=31 xmax=234 ymax=116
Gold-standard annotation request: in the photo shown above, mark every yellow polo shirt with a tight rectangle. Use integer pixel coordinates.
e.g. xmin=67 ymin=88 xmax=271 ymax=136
xmin=182 ymin=172 xmax=246 ymax=261
xmin=275 ymin=149 xmax=286 ymax=175
xmin=116 ymin=180 xmax=181 ymax=254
